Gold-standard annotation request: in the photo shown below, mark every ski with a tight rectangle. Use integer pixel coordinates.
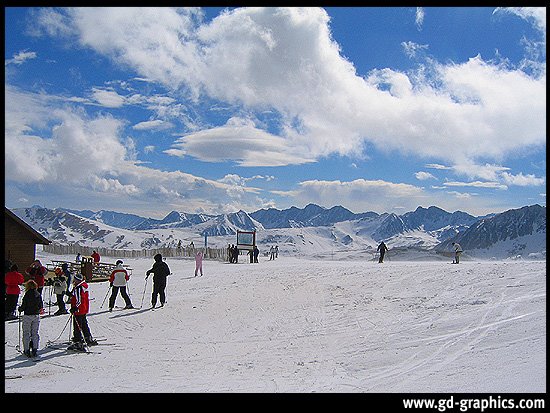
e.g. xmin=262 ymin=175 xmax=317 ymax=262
xmin=66 ymin=348 xmax=100 ymax=354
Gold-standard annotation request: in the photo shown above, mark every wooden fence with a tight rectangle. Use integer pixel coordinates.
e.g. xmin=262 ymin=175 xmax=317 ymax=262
xmin=43 ymin=243 xmax=228 ymax=261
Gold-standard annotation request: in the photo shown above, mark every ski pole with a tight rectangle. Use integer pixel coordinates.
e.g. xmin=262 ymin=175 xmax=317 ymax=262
xmin=100 ymin=284 xmax=112 ymax=309
xmin=139 ymin=275 xmax=149 ymax=309
xmin=46 ymin=313 xmax=73 ymax=346
xmin=48 ymin=285 xmax=53 ymax=316
xmin=17 ymin=314 xmax=22 ymax=353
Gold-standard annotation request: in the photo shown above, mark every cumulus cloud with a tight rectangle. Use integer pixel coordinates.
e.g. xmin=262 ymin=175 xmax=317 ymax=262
xmin=90 ymin=88 xmax=126 ymax=108
xmin=4 ymin=86 xmax=270 ymax=214
xmin=29 ymin=7 xmax=545 ymax=169
xmin=500 ymin=172 xmax=545 ymax=186
xmin=415 ymin=171 xmax=437 ymax=181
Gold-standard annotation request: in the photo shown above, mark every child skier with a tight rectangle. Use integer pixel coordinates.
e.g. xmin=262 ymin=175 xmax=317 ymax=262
xmin=68 ymin=272 xmax=98 ymax=351
xmin=18 ymin=280 xmax=43 ymax=358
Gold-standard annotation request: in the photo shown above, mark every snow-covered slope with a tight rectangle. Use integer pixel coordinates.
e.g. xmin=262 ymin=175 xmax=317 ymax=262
xmin=5 ymin=253 xmax=545 ymax=393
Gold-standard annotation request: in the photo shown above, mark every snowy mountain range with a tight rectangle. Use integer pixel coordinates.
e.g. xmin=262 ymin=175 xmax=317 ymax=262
xmin=11 ymin=203 xmax=546 ymax=260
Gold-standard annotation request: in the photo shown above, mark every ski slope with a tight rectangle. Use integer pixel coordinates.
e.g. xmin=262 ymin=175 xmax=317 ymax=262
xmin=5 ymin=252 xmax=546 ymax=393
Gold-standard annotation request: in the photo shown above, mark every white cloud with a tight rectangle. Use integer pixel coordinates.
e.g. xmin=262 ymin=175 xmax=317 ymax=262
xmin=415 ymin=171 xmax=436 ymax=181
xmin=29 ymin=7 xmax=545 ymax=170
xmin=90 ymin=176 xmax=140 ymax=195
xmin=500 ymin=172 xmax=545 ymax=186
xmin=4 ymin=87 xmax=271 ymax=214
xmin=275 ymin=179 xmax=426 ymax=213
xmin=415 ymin=8 xmax=425 ymax=31
xmin=446 ymin=191 xmax=474 ymax=199
xmin=5 ymin=50 xmax=37 ymax=66
xmin=443 ymin=181 xmax=508 ymax=190
xmin=451 ymin=162 xmax=511 ymax=181
xmin=133 ymin=119 xmax=174 ymax=131
xmin=494 ymin=7 xmax=546 ymax=35
xmin=425 ymin=163 xmax=452 ymax=170
xmin=90 ymin=88 xmax=126 ymax=108
xmin=401 ymin=41 xmax=428 ymax=59
xmin=168 ymin=117 xmax=316 ymax=166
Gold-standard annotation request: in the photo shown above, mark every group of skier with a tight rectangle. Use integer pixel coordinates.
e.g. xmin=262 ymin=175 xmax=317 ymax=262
xmin=4 ymin=258 xmax=97 ymax=356
xmin=7 ymin=238 xmax=465 ymax=358
xmin=5 ymin=252 xmax=172 ymax=357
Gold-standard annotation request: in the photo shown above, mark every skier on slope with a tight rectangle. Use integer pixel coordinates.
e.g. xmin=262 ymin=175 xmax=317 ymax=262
xmin=18 ymin=280 xmax=43 ymax=358
xmin=194 ymin=250 xmax=204 ymax=277
xmin=68 ymin=273 xmax=98 ymax=351
xmin=52 ymin=267 xmax=68 ymax=315
xmin=452 ymin=242 xmax=463 ymax=264
xmin=108 ymin=260 xmax=134 ymax=311
xmin=146 ymin=253 xmax=171 ymax=308
xmin=377 ymin=241 xmax=389 ymax=263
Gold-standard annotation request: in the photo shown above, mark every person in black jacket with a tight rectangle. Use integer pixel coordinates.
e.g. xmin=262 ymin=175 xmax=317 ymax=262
xmin=377 ymin=241 xmax=389 ymax=263
xmin=18 ymin=280 xmax=44 ymax=357
xmin=146 ymin=254 xmax=171 ymax=308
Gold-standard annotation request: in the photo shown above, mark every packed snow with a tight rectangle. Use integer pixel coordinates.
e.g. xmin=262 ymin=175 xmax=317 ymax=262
xmin=5 ymin=250 xmax=545 ymax=393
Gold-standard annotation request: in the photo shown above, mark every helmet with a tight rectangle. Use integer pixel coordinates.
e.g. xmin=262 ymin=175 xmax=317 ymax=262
xmin=55 ymin=267 xmax=63 ymax=275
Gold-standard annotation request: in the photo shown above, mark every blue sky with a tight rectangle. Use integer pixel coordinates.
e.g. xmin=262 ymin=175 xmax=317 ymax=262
xmin=5 ymin=7 xmax=546 ymax=218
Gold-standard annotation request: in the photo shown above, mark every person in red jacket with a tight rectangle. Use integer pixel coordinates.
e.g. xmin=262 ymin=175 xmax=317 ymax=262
xmin=68 ymin=272 xmax=98 ymax=351
xmin=91 ymin=251 xmax=100 ymax=263
xmin=5 ymin=264 xmax=25 ymax=320
xmin=25 ymin=260 xmax=47 ymax=295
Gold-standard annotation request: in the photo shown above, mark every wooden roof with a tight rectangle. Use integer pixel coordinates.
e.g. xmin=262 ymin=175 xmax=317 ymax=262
xmin=5 ymin=207 xmax=51 ymax=245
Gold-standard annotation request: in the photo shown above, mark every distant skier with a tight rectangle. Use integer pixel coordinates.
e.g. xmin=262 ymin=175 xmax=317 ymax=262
xmin=269 ymin=246 xmax=276 ymax=260
xmin=91 ymin=250 xmax=101 ymax=263
xmin=452 ymin=242 xmax=463 ymax=264
xmin=146 ymin=253 xmax=171 ymax=308
xmin=194 ymin=250 xmax=204 ymax=277
xmin=377 ymin=241 xmax=388 ymax=263
xmin=253 ymin=245 xmax=260 ymax=263
xmin=108 ymin=260 xmax=134 ymax=311
xmin=234 ymin=246 xmax=239 ymax=263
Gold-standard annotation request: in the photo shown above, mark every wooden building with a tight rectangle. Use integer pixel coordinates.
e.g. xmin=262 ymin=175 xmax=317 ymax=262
xmin=5 ymin=207 xmax=51 ymax=271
